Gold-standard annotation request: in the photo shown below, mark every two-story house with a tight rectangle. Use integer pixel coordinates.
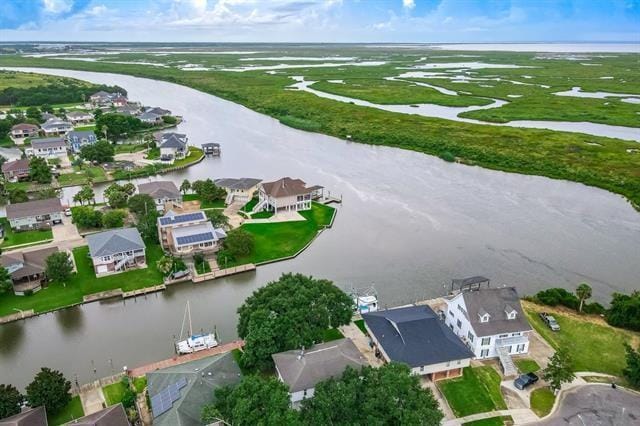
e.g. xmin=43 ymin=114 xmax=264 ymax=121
xmin=157 ymin=210 xmax=226 ymax=255
xmin=40 ymin=118 xmax=73 ymax=136
xmin=214 ymin=178 xmax=262 ymax=205
xmin=138 ymin=181 xmax=182 ymax=212
xmin=10 ymin=123 xmax=39 ymax=139
xmin=2 ymin=158 xmax=31 ymax=182
xmin=66 ymin=130 xmax=97 ymax=153
xmin=6 ymin=198 xmax=64 ymax=230
xmin=157 ymin=133 xmax=188 ymax=163
xmin=26 ymin=137 xmax=68 ymax=159
xmin=254 ymin=177 xmax=322 ymax=214
xmin=86 ymin=228 xmax=147 ymax=276
xmin=0 ymin=247 xmax=59 ymax=295
xmin=443 ymin=280 xmax=532 ymax=376
xmin=66 ymin=110 xmax=94 ymax=125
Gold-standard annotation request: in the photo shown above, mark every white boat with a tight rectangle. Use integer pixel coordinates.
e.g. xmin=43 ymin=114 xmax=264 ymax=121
xmin=351 ymin=285 xmax=379 ymax=314
xmin=175 ymin=301 xmax=218 ymax=354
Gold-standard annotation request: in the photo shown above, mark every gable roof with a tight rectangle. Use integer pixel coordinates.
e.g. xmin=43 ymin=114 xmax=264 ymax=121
xmin=159 ymin=134 xmax=187 ymax=149
xmin=272 ymin=338 xmax=367 ymax=393
xmin=214 ymin=178 xmax=262 ymax=191
xmin=30 ymin=137 xmax=66 ymax=149
xmin=66 ymin=110 xmax=93 ymax=118
xmin=138 ymin=181 xmax=181 ymax=200
xmin=138 ymin=112 xmax=161 ymax=121
xmin=6 ymin=198 xmax=63 ymax=220
xmin=67 ymin=130 xmax=96 ymax=140
xmin=11 ymin=123 xmax=39 ymax=131
xmin=0 ymin=406 xmax=47 ymax=426
xmin=146 ymin=107 xmax=171 ymax=116
xmin=40 ymin=118 xmax=71 ymax=130
xmin=72 ymin=404 xmax=129 ymax=426
xmin=91 ymin=90 xmax=112 ymax=98
xmin=261 ymin=177 xmax=313 ymax=198
xmin=86 ymin=228 xmax=145 ymax=258
xmin=363 ymin=305 xmax=474 ymax=367
xmin=461 ymin=287 xmax=532 ymax=336
xmin=146 ymin=353 xmax=241 ymax=426
xmin=2 ymin=158 xmax=30 ymax=173
xmin=1 ymin=247 xmax=58 ymax=280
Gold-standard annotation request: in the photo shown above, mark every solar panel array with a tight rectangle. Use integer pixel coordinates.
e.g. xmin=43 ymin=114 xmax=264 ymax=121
xmin=159 ymin=212 xmax=205 ymax=227
xmin=150 ymin=377 xmax=188 ymax=418
xmin=176 ymin=232 xmax=215 ymax=246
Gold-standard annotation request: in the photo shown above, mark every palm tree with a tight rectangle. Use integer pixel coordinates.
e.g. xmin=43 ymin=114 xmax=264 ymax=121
xmin=576 ymin=283 xmax=592 ymax=313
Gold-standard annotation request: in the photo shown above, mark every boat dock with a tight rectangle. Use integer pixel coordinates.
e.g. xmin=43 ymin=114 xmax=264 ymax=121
xmin=127 ymin=339 xmax=244 ymax=377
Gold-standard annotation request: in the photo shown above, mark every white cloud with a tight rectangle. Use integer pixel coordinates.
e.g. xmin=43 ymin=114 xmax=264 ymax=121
xmin=43 ymin=0 xmax=73 ymax=14
xmin=402 ymin=0 xmax=415 ymax=10
xmin=85 ymin=5 xmax=108 ymax=17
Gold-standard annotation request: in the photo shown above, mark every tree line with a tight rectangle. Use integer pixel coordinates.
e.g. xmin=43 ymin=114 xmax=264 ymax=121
xmin=0 ymin=82 xmax=126 ymax=107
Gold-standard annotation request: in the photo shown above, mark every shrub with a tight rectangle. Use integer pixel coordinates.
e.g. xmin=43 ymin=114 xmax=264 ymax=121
xmin=583 ymin=302 xmax=605 ymax=315
xmin=534 ymin=288 xmax=579 ymax=310
xmin=606 ymin=292 xmax=640 ymax=331
xmin=439 ymin=151 xmax=456 ymax=162
xmin=102 ymin=210 xmax=126 ymax=228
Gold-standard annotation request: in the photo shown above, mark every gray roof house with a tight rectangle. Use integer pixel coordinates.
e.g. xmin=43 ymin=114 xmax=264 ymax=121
xmin=6 ymin=198 xmax=64 ymax=230
xmin=0 ymin=406 xmax=47 ymax=426
xmin=214 ymin=178 xmax=262 ymax=204
xmin=363 ymin=305 xmax=474 ymax=381
xmin=73 ymin=404 xmax=130 ymax=426
xmin=138 ymin=111 xmax=162 ymax=124
xmin=27 ymin=137 xmax=67 ymax=159
xmin=138 ymin=181 xmax=182 ymax=212
xmin=158 ymin=133 xmax=188 ymax=163
xmin=66 ymin=110 xmax=94 ymax=124
xmin=40 ymin=118 xmax=73 ymax=135
xmin=145 ymin=106 xmax=172 ymax=116
xmin=66 ymin=130 xmax=97 ymax=153
xmin=147 ymin=352 xmax=241 ymax=426
xmin=272 ymin=338 xmax=367 ymax=404
xmin=86 ymin=228 xmax=147 ymax=276
xmin=1 ymin=247 xmax=58 ymax=295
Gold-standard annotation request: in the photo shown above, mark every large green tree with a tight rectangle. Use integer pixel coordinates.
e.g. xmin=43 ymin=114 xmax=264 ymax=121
xmin=102 ymin=210 xmax=126 ymax=228
xmin=543 ymin=348 xmax=575 ymax=393
xmin=0 ymin=267 xmax=13 ymax=294
xmin=0 ymin=383 xmax=23 ymax=419
xmin=606 ymin=291 xmax=640 ymax=331
xmin=301 ymin=363 xmax=443 ymax=425
xmin=206 ymin=209 xmax=230 ymax=230
xmin=104 ymin=183 xmax=129 ymax=208
xmin=25 ymin=367 xmax=71 ymax=415
xmin=575 ymin=283 xmax=592 ymax=313
xmin=127 ymin=194 xmax=155 ymax=216
xmin=191 ymin=179 xmax=226 ymax=203
xmin=8 ymin=188 xmax=28 ymax=204
xmin=71 ymin=206 xmax=103 ymax=229
xmin=214 ymin=375 xmax=299 ymax=426
xmin=95 ymin=113 xmax=147 ymax=139
xmin=623 ymin=344 xmax=640 ymax=388
xmin=29 ymin=157 xmax=52 ymax=184
xmin=237 ymin=273 xmax=353 ymax=370
xmin=45 ymin=252 xmax=74 ymax=283
xmin=222 ymin=228 xmax=253 ymax=258
xmin=73 ymin=185 xmax=95 ymax=205
xmin=80 ymin=140 xmax=114 ymax=163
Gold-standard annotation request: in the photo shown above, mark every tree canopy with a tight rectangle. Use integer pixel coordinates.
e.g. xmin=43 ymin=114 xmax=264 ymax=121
xmin=606 ymin=291 xmax=640 ymax=331
xmin=29 ymin=157 xmax=51 ymax=184
xmin=0 ymin=383 xmax=23 ymax=419
xmin=95 ymin=113 xmax=148 ymax=140
xmin=80 ymin=140 xmax=114 ymax=163
xmin=71 ymin=206 xmax=103 ymax=229
xmin=237 ymin=273 xmax=353 ymax=371
xmin=0 ymin=267 xmax=13 ymax=294
xmin=623 ymin=344 xmax=640 ymax=388
xmin=575 ymin=283 xmax=592 ymax=313
xmin=543 ymin=348 xmax=575 ymax=393
xmin=191 ymin=179 xmax=226 ymax=203
xmin=25 ymin=367 xmax=71 ymax=415
xmin=45 ymin=252 xmax=74 ymax=283
xmin=127 ymin=194 xmax=155 ymax=216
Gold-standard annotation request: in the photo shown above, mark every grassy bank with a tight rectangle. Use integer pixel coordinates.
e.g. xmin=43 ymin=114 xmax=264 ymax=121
xmin=0 ymin=218 xmax=53 ymax=249
xmin=438 ymin=366 xmax=507 ymax=417
xmin=0 ymin=55 xmax=637 ymax=211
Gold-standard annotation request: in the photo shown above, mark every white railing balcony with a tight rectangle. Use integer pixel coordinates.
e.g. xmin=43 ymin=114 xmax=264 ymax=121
xmin=495 ymin=335 xmax=529 ymax=347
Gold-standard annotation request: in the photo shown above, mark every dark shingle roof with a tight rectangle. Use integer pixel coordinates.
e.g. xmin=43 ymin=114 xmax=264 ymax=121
xmin=272 ymin=338 xmax=367 ymax=393
xmin=2 ymin=158 xmax=30 ymax=173
xmin=160 ymin=134 xmax=187 ymax=149
xmin=363 ymin=305 xmax=474 ymax=367
xmin=138 ymin=181 xmax=181 ymax=199
xmin=261 ymin=177 xmax=312 ymax=198
xmin=6 ymin=198 xmax=63 ymax=220
xmin=214 ymin=178 xmax=262 ymax=191
xmin=0 ymin=406 xmax=47 ymax=426
xmin=1 ymin=247 xmax=58 ymax=280
xmin=461 ymin=287 xmax=532 ymax=336
xmin=86 ymin=228 xmax=145 ymax=258
xmin=67 ymin=130 xmax=96 ymax=140
xmin=72 ymin=403 xmax=129 ymax=426
xmin=30 ymin=137 xmax=66 ymax=149
xmin=11 ymin=123 xmax=39 ymax=131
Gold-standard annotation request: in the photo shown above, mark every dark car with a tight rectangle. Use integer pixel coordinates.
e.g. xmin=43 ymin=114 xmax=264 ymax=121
xmin=514 ymin=372 xmax=539 ymax=390
xmin=539 ymin=312 xmax=561 ymax=331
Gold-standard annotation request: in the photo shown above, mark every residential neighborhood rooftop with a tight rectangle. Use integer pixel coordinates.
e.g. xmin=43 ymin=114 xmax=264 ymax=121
xmin=172 ymin=222 xmax=226 ymax=247
xmin=261 ymin=177 xmax=316 ymax=198
xmin=138 ymin=181 xmax=181 ymax=200
xmin=10 ymin=123 xmax=39 ymax=131
xmin=214 ymin=178 xmax=262 ymax=191
xmin=30 ymin=137 xmax=66 ymax=149
xmin=6 ymin=197 xmax=63 ymax=220
xmin=86 ymin=227 xmax=145 ymax=258
xmin=460 ymin=287 xmax=532 ymax=336
xmin=158 ymin=211 xmax=207 ymax=228
xmin=72 ymin=403 xmax=129 ymax=426
xmin=0 ymin=406 xmax=47 ymax=426
xmin=1 ymin=158 xmax=30 ymax=173
xmin=1 ymin=247 xmax=58 ymax=281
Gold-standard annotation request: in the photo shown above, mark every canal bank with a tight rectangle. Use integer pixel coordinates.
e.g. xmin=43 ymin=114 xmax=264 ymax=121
xmin=1 ymin=69 xmax=639 ymax=390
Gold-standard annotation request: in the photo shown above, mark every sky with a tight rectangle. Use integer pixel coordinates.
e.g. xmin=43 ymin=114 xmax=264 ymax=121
xmin=0 ymin=0 xmax=639 ymax=43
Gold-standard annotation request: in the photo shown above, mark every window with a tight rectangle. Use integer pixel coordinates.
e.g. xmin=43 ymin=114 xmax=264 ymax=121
xmin=101 ymin=256 xmax=111 ymax=262
xmin=511 ymin=332 xmax=520 ymax=337
xmin=449 ymin=324 xmax=454 ymax=331
xmin=481 ymin=337 xmax=491 ymax=346
xmin=449 ymin=310 xmax=454 ymax=317
xmin=480 ymin=314 xmax=489 ymax=323
xmin=516 ymin=344 xmax=525 ymax=353
xmin=507 ymin=311 xmax=517 ymax=319
xmin=480 ymin=349 xmax=489 ymax=358
xmin=420 ymin=366 xmax=424 ymax=372
xmin=456 ymin=319 xmax=462 ymax=329
xmin=467 ymin=331 xmax=474 ymax=342
xmin=499 ymin=334 xmax=508 ymax=338
xmin=457 ymin=360 xmax=461 ymax=365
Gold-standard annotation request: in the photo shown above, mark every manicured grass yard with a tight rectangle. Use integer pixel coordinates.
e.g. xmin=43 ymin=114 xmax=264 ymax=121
xmin=227 ymin=202 xmax=335 ymax=266
xmin=114 ymin=143 xmax=147 ymax=154
xmin=514 ymin=358 xmax=540 ymax=374
xmin=250 ymin=211 xmax=274 ymax=219
xmin=47 ymin=395 xmax=84 ymax=425
xmin=0 ymin=218 xmax=53 ymax=249
xmin=241 ymin=197 xmax=258 ymax=212
xmin=0 ymin=242 xmax=164 ymax=317
xmin=57 ymin=166 xmax=107 ymax=186
xmin=172 ymin=147 xmax=203 ymax=168
xmin=183 ymin=193 xmax=225 ymax=209
xmin=530 ymin=387 xmax=556 ymax=417
xmin=321 ymin=328 xmax=344 ymax=342
xmin=354 ymin=319 xmax=368 ymax=335
xmin=103 ymin=380 xmax=127 ymax=406
xmin=133 ymin=376 xmax=147 ymax=393
xmin=524 ymin=302 xmax=638 ymax=376
xmin=438 ymin=367 xmax=507 ymax=417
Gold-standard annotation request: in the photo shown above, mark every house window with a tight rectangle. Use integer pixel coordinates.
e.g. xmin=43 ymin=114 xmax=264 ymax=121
xmin=467 ymin=331 xmax=474 ymax=342
xmin=480 ymin=349 xmax=489 ymax=358
xmin=420 ymin=366 xmax=424 ymax=372
xmin=481 ymin=337 xmax=491 ymax=346
xmin=507 ymin=311 xmax=516 ymax=320
xmin=449 ymin=310 xmax=454 ymax=317
xmin=516 ymin=344 xmax=525 ymax=353
xmin=449 ymin=324 xmax=454 ymax=331
xmin=303 ymin=389 xmax=307 ymax=398
xmin=511 ymin=332 xmax=520 ymax=337
xmin=480 ymin=314 xmax=489 ymax=323
xmin=456 ymin=319 xmax=462 ymax=329
xmin=101 ymin=256 xmax=111 ymax=262
xmin=499 ymin=334 xmax=508 ymax=338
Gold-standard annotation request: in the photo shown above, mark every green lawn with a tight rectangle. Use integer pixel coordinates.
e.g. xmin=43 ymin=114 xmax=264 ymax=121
xmin=226 ymin=202 xmax=335 ymax=266
xmin=0 ymin=242 xmax=164 ymax=317
xmin=0 ymin=218 xmax=53 ymax=249
xmin=145 ymin=147 xmax=160 ymax=160
xmin=530 ymin=387 xmax=556 ymax=418
xmin=73 ymin=125 xmax=96 ymax=131
xmin=463 ymin=417 xmax=512 ymax=426
xmin=524 ymin=302 xmax=638 ymax=376
xmin=354 ymin=319 xmax=367 ymax=335
xmin=183 ymin=194 xmax=226 ymax=209
xmin=250 ymin=211 xmax=274 ymax=219
xmin=241 ymin=197 xmax=258 ymax=212
xmin=114 ymin=143 xmax=147 ymax=154
xmin=438 ymin=367 xmax=507 ymax=418
xmin=47 ymin=395 xmax=84 ymax=425
xmin=172 ymin=147 xmax=203 ymax=168
xmin=103 ymin=381 xmax=127 ymax=406
xmin=514 ymin=358 xmax=540 ymax=374
xmin=321 ymin=328 xmax=344 ymax=342
xmin=132 ymin=376 xmax=147 ymax=394
xmin=57 ymin=166 xmax=107 ymax=186
xmin=5 ymin=181 xmax=33 ymax=192
xmin=195 ymin=260 xmax=211 ymax=275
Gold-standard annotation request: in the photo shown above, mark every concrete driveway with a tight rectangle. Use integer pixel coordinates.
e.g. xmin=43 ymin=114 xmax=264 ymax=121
xmin=52 ymin=215 xmax=84 ymax=250
xmin=536 ymin=384 xmax=640 ymax=426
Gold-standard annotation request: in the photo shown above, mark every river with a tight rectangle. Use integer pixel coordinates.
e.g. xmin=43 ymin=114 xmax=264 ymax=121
xmin=1 ymin=68 xmax=639 ymax=390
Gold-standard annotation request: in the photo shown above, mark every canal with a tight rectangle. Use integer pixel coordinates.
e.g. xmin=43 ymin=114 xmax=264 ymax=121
xmin=1 ymin=68 xmax=639 ymax=389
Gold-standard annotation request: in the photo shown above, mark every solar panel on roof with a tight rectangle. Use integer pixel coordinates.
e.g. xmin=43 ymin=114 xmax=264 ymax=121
xmin=159 ymin=212 xmax=205 ymax=226
xmin=150 ymin=378 xmax=189 ymax=418
xmin=175 ymin=232 xmax=215 ymax=246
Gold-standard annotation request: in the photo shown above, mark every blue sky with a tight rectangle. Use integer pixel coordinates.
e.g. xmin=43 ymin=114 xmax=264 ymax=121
xmin=0 ymin=0 xmax=639 ymax=43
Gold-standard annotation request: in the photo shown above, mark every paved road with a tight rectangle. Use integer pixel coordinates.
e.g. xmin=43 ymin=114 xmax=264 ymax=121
xmin=537 ymin=384 xmax=640 ymax=426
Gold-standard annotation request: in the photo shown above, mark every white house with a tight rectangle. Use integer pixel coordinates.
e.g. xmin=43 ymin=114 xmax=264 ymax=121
xmin=158 ymin=133 xmax=188 ymax=164
xmin=214 ymin=178 xmax=262 ymax=205
xmin=26 ymin=137 xmax=67 ymax=159
xmin=40 ymin=118 xmax=73 ymax=136
xmin=157 ymin=210 xmax=226 ymax=255
xmin=66 ymin=110 xmax=94 ymax=125
xmin=254 ymin=177 xmax=322 ymax=214
xmin=443 ymin=280 xmax=532 ymax=376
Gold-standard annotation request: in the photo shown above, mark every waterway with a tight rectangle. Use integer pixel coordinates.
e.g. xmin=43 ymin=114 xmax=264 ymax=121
xmin=1 ymin=68 xmax=639 ymax=389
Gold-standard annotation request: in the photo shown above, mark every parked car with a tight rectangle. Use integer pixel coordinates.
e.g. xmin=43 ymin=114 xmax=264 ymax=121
xmin=64 ymin=208 xmax=72 ymax=217
xmin=539 ymin=312 xmax=561 ymax=331
xmin=514 ymin=372 xmax=539 ymax=390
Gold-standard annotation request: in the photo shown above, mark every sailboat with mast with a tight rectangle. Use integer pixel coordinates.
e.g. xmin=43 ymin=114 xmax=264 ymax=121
xmin=175 ymin=301 xmax=218 ymax=354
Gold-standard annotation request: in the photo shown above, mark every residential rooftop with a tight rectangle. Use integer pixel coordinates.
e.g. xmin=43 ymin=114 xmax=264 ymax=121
xmin=6 ymin=197 xmax=63 ymax=220
xmin=86 ymin=227 xmax=145 ymax=258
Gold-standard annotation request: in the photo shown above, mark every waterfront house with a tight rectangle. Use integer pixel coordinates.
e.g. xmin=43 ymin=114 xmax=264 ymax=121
xmin=6 ymin=198 xmax=64 ymax=230
xmin=147 ymin=352 xmax=240 ymax=426
xmin=2 ymin=158 xmax=30 ymax=182
xmin=26 ymin=137 xmax=67 ymax=159
xmin=90 ymin=90 xmax=127 ymax=108
xmin=66 ymin=130 xmax=97 ymax=153
xmin=272 ymin=338 xmax=367 ymax=405
xmin=214 ymin=178 xmax=262 ymax=205
xmin=0 ymin=406 xmax=48 ymax=425
xmin=157 ymin=210 xmax=226 ymax=255
xmin=138 ymin=180 xmax=182 ymax=212
xmin=111 ymin=96 xmax=128 ymax=108
xmin=138 ymin=111 xmax=163 ymax=125
xmin=158 ymin=133 xmax=188 ymax=163
xmin=10 ymin=123 xmax=39 ymax=139
xmin=443 ymin=278 xmax=532 ymax=375
xmin=363 ymin=305 xmax=474 ymax=381
xmin=116 ymin=104 xmax=141 ymax=115
xmin=40 ymin=117 xmax=73 ymax=136
xmin=145 ymin=106 xmax=172 ymax=116
xmin=86 ymin=228 xmax=146 ymax=277
xmin=255 ymin=177 xmax=322 ymax=213
xmin=0 ymin=247 xmax=58 ymax=295
xmin=66 ymin=110 xmax=94 ymax=125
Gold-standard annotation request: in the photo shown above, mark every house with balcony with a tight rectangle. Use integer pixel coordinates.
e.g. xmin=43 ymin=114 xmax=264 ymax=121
xmin=0 ymin=247 xmax=58 ymax=295
xmin=66 ymin=110 xmax=94 ymax=125
xmin=2 ymin=158 xmax=30 ymax=182
xmin=157 ymin=210 xmax=226 ymax=255
xmin=138 ymin=181 xmax=182 ymax=212
xmin=66 ymin=130 xmax=97 ymax=153
xmin=157 ymin=133 xmax=188 ymax=163
xmin=214 ymin=178 xmax=262 ymax=205
xmin=26 ymin=137 xmax=68 ymax=159
xmin=10 ymin=123 xmax=39 ymax=139
xmin=6 ymin=198 xmax=64 ymax=230
xmin=254 ymin=177 xmax=323 ymax=214
xmin=363 ymin=305 xmax=474 ymax=381
xmin=86 ymin=228 xmax=147 ymax=277
xmin=40 ymin=117 xmax=73 ymax=136
xmin=443 ymin=278 xmax=532 ymax=376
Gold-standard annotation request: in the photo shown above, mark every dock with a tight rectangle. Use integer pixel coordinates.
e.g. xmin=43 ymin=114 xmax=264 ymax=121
xmin=192 ymin=263 xmax=256 ymax=283
xmin=127 ymin=339 xmax=244 ymax=377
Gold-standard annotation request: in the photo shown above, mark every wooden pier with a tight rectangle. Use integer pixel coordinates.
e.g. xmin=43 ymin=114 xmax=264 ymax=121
xmin=192 ymin=263 xmax=256 ymax=283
